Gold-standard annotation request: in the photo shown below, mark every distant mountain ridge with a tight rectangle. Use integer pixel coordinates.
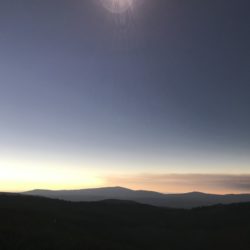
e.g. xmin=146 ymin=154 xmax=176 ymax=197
xmin=23 ymin=186 xmax=250 ymax=208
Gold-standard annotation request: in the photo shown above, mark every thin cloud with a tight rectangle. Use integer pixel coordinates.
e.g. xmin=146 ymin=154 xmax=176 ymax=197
xmin=105 ymin=174 xmax=250 ymax=194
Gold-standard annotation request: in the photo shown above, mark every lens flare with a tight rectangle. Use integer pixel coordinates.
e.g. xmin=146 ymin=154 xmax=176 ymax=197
xmin=100 ymin=0 xmax=134 ymax=13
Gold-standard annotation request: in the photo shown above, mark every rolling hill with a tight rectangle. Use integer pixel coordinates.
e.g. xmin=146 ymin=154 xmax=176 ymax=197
xmin=0 ymin=193 xmax=250 ymax=250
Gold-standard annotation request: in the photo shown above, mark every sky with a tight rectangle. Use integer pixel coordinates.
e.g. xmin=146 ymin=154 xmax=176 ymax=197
xmin=0 ymin=0 xmax=250 ymax=193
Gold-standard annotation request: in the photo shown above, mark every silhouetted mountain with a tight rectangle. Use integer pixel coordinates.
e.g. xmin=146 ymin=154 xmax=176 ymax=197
xmin=23 ymin=187 xmax=250 ymax=208
xmin=1 ymin=193 xmax=250 ymax=250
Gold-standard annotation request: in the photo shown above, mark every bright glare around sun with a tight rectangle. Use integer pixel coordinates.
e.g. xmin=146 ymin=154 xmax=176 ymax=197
xmin=100 ymin=0 xmax=134 ymax=13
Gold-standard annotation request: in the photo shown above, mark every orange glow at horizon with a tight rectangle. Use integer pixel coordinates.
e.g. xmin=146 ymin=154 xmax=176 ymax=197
xmin=1 ymin=149 xmax=250 ymax=194
xmin=1 ymin=163 xmax=250 ymax=194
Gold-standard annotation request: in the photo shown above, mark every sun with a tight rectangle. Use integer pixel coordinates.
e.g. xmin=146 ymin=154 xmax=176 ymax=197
xmin=100 ymin=0 xmax=134 ymax=13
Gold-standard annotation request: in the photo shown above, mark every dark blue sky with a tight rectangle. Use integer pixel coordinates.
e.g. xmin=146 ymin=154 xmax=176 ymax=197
xmin=0 ymin=0 xmax=250 ymax=192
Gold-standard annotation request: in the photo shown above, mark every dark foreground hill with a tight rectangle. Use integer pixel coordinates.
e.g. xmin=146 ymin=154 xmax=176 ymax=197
xmin=24 ymin=186 xmax=250 ymax=208
xmin=1 ymin=193 xmax=250 ymax=250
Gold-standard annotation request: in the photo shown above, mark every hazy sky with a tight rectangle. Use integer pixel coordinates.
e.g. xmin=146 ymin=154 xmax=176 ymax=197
xmin=0 ymin=0 xmax=250 ymax=193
